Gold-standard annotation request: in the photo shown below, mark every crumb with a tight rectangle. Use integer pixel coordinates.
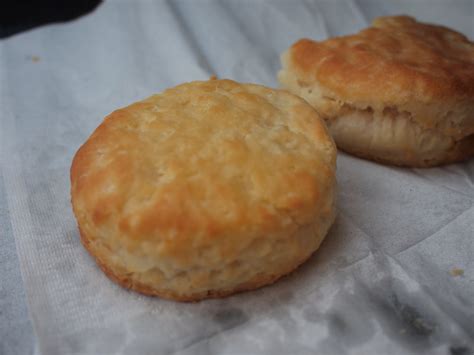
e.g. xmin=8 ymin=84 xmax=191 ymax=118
xmin=210 ymin=74 xmax=218 ymax=80
xmin=27 ymin=55 xmax=40 ymax=63
xmin=450 ymin=268 xmax=464 ymax=277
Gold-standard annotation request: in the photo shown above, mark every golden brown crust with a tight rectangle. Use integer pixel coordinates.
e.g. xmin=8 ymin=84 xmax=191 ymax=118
xmin=279 ymin=15 xmax=474 ymax=167
xmin=71 ymin=79 xmax=337 ymax=301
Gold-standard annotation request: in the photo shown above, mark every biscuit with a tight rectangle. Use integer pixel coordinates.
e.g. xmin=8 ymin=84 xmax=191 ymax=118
xmin=71 ymin=79 xmax=337 ymax=301
xmin=279 ymin=16 xmax=474 ymax=167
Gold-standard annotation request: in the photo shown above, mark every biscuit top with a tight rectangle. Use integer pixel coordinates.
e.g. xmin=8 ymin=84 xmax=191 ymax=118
xmin=71 ymin=80 xmax=336 ymax=266
xmin=282 ymin=16 xmax=474 ymax=138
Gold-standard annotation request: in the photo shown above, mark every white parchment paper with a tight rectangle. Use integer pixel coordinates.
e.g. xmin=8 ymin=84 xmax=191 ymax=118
xmin=1 ymin=1 xmax=473 ymax=354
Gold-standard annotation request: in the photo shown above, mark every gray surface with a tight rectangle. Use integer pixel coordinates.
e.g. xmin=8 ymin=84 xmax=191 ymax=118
xmin=0 ymin=1 xmax=473 ymax=354
xmin=0 ymin=172 xmax=34 ymax=355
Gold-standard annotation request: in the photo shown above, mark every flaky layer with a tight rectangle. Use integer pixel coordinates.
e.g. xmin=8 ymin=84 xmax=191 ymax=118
xmin=278 ymin=70 xmax=474 ymax=167
xmin=326 ymin=106 xmax=473 ymax=167
xmin=71 ymin=79 xmax=337 ymax=300
xmin=279 ymin=16 xmax=474 ymax=143
xmin=79 ymin=206 xmax=335 ymax=301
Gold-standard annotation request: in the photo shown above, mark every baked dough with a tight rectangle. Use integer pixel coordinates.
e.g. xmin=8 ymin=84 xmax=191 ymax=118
xmin=71 ymin=79 xmax=337 ymax=301
xmin=279 ymin=15 xmax=474 ymax=167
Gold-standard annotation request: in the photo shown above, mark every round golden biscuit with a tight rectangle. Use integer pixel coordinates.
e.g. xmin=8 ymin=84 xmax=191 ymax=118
xmin=71 ymin=79 xmax=337 ymax=301
xmin=279 ymin=16 xmax=474 ymax=167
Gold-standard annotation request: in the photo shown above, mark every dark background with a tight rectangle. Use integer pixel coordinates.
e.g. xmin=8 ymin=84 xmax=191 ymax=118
xmin=0 ymin=0 xmax=102 ymax=38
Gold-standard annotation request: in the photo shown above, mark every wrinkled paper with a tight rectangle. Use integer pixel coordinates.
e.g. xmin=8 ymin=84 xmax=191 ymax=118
xmin=1 ymin=1 xmax=473 ymax=354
